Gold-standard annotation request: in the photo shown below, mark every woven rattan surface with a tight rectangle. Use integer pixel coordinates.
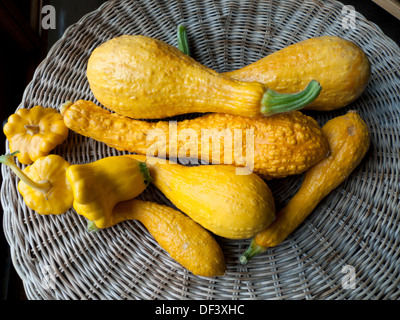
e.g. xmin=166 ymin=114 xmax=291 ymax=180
xmin=2 ymin=0 xmax=400 ymax=300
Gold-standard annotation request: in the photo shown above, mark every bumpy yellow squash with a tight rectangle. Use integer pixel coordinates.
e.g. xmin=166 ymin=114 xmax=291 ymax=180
xmin=62 ymin=100 xmax=329 ymax=179
xmin=87 ymin=35 xmax=321 ymax=119
xmin=224 ymin=36 xmax=371 ymax=111
xmin=106 ymin=199 xmax=226 ymax=277
xmin=240 ymin=111 xmax=370 ymax=263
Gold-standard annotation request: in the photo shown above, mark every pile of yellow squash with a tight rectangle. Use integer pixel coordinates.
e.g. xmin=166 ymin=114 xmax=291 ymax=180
xmin=1 ymin=27 xmax=371 ymax=277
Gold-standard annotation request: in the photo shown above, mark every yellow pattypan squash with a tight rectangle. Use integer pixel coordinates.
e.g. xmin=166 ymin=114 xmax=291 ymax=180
xmin=0 ymin=152 xmax=73 ymax=215
xmin=66 ymin=156 xmax=152 ymax=230
xmin=3 ymin=105 xmax=69 ymax=164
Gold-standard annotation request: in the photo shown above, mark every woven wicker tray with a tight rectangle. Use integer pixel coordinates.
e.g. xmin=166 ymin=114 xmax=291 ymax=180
xmin=2 ymin=0 xmax=400 ymax=300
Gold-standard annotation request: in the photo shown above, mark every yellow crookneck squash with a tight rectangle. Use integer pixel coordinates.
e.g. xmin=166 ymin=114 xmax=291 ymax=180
xmin=3 ymin=106 xmax=69 ymax=164
xmin=91 ymin=199 xmax=226 ymax=277
xmin=62 ymin=100 xmax=329 ymax=179
xmin=86 ymin=35 xmax=321 ymax=119
xmin=240 ymin=111 xmax=370 ymax=263
xmin=126 ymin=154 xmax=276 ymax=240
xmin=223 ymin=36 xmax=371 ymax=111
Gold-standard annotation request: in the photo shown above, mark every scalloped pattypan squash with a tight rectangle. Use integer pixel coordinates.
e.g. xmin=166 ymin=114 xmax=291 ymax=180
xmin=0 ymin=152 xmax=73 ymax=215
xmin=3 ymin=105 xmax=69 ymax=164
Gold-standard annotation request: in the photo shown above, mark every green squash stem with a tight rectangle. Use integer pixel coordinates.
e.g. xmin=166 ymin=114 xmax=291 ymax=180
xmin=177 ymin=24 xmax=190 ymax=56
xmin=176 ymin=25 xmax=321 ymax=116
xmin=87 ymin=220 xmax=100 ymax=232
xmin=239 ymin=239 xmax=267 ymax=265
xmin=260 ymin=80 xmax=322 ymax=116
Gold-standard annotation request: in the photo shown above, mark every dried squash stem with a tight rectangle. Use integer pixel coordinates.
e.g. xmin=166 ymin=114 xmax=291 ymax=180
xmin=0 ymin=151 xmax=73 ymax=215
xmin=0 ymin=151 xmax=51 ymax=193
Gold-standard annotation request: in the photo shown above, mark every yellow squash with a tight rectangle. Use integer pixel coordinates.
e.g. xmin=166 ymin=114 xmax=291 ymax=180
xmin=87 ymin=35 xmax=321 ymax=119
xmin=66 ymin=156 xmax=152 ymax=229
xmin=3 ymin=106 xmax=69 ymax=164
xmin=94 ymin=199 xmax=226 ymax=277
xmin=224 ymin=36 xmax=371 ymax=111
xmin=240 ymin=111 xmax=370 ymax=263
xmin=62 ymin=100 xmax=329 ymax=179
xmin=127 ymin=154 xmax=275 ymax=240
xmin=0 ymin=152 xmax=73 ymax=215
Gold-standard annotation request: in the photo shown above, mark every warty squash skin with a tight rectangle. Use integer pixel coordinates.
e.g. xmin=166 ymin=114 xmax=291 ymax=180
xmin=126 ymin=154 xmax=276 ymax=240
xmin=240 ymin=111 xmax=370 ymax=263
xmin=109 ymin=199 xmax=226 ymax=277
xmin=62 ymin=100 xmax=329 ymax=179
xmin=224 ymin=36 xmax=371 ymax=111
xmin=86 ymin=35 xmax=321 ymax=119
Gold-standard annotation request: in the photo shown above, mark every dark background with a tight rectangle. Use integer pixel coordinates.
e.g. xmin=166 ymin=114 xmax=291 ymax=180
xmin=0 ymin=0 xmax=399 ymax=300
